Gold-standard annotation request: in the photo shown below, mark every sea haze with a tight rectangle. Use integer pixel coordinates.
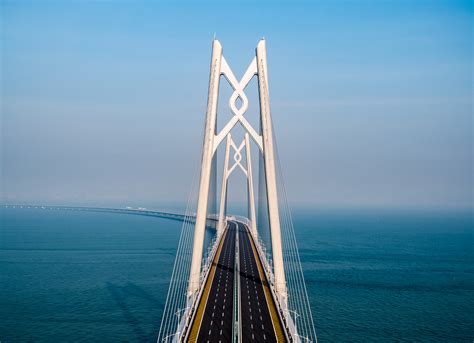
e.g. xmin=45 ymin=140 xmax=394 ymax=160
xmin=0 ymin=207 xmax=472 ymax=342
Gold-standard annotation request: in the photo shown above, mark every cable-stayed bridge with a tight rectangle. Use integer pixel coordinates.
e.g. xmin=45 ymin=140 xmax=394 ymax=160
xmin=158 ymin=39 xmax=317 ymax=343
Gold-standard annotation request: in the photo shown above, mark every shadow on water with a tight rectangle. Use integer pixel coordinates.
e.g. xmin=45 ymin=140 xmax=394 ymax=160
xmin=106 ymin=282 xmax=160 ymax=342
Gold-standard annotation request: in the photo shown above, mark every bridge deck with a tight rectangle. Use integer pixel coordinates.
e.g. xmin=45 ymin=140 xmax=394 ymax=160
xmin=238 ymin=222 xmax=286 ymax=342
xmin=187 ymin=221 xmax=286 ymax=342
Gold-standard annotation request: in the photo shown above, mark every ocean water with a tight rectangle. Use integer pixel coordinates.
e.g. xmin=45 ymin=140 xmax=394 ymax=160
xmin=0 ymin=207 xmax=472 ymax=342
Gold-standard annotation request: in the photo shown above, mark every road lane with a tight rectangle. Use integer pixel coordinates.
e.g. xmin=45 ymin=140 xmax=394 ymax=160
xmin=238 ymin=222 xmax=286 ymax=342
xmin=195 ymin=222 xmax=236 ymax=342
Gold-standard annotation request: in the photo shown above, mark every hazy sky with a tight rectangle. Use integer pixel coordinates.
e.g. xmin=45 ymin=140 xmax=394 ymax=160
xmin=1 ymin=0 xmax=472 ymax=210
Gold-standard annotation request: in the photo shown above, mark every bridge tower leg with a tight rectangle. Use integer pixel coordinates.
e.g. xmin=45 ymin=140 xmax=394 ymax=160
xmin=188 ymin=40 xmax=223 ymax=297
xmin=256 ymin=39 xmax=287 ymax=302
xmin=217 ymin=134 xmax=232 ymax=235
xmin=245 ymin=132 xmax=258 ymax=239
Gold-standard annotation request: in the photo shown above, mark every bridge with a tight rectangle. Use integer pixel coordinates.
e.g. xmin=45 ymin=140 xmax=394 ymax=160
xmin=1 ymin=204 xmax=214 ymax=225
xmin=1 ymin=204 xmax=187 ymax=221
xmin=158 ymin=39 xmax=317 ymax=342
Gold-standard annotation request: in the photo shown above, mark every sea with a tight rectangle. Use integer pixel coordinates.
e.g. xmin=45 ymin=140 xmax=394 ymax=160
xmin=0 ymin=207 xmax=472 ymax=342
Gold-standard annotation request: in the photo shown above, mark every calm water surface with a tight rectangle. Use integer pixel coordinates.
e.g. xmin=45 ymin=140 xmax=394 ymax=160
xmin=0 ymin=207 xmax=472 ymax=342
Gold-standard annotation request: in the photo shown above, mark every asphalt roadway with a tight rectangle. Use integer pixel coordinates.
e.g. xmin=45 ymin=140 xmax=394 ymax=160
xmin=193 ymin=221 xmax=284 ymax=342
xmin=196 ymin=222 xmax=236 ymax=342
xmin=237 ymin=221 xmax=279 ymax=342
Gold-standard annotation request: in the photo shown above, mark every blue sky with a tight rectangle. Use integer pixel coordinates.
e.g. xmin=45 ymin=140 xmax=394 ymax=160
xmin=1 ymin=0 xmax=472 ymax=210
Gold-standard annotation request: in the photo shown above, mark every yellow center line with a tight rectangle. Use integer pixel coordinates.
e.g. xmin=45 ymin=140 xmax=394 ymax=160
xmin=245 ymin=227 xmax=287 ymax=343
xmin=187 ymin=227 xmax=228 ymax=342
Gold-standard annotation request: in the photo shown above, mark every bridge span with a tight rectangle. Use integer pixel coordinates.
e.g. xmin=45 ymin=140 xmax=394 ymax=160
xmin=1 ymin=204 xmax=219 ymax=227
xmin=186 ymin=221 xmax=286 ymax=342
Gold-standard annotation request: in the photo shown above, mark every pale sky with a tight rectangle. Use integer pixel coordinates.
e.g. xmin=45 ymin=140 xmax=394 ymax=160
xmin=1 ymin=0 xmax=472 ymax=210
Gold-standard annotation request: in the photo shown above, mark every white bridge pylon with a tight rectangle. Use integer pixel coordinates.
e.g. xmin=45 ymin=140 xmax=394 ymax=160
xmin=188 ymin=38 xmax=287 ymax=302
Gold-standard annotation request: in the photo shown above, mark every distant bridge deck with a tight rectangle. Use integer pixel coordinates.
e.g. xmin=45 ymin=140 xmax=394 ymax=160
xmin=186 ymin=221 xmax=286 ymax=342
xmin=1 ymin=205 xmax=219 ymax=227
